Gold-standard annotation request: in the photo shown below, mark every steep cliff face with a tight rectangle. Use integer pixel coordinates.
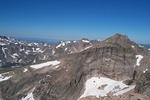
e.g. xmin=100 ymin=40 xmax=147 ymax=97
xmin=0 ymin=34 xmax=150 ymax=100
xmin=32 ymin=34 xmax=150 ymax=100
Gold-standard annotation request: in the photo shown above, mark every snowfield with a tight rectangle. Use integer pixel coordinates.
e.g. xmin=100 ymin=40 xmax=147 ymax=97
xmin=30 ymin=60 xmax=60 ymax=69
xmin=136 ymin=55 xmax=143 ymax=66
xmin=79 ymin=77 xmax=135 ymax=99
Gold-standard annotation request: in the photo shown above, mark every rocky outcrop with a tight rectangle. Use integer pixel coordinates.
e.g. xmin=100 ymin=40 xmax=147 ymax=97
xmin=135 ymin=67 xmax=150 ymax=97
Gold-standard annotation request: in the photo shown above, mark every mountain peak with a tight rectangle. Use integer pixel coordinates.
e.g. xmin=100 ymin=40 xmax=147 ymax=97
xmin=101 ymin=33 xmax=138 ymax=48
xmin=104 ymin=33 xmax=131 ymax=44
xmin=111 ymin=33 xmax=128 ymax=40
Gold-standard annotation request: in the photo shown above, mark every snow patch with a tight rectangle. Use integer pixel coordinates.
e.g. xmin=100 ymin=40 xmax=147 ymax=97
xmin=32 ymin=48 xmax=44 ymax=53
xmin=0 ymin=73 xmax=12 ymax=82
xmin=23 ymin=68 xmax=28 ymax=72
xmin=11 ymin=53 xmax=19 ymax=59
xmin=82 ymin=40 xmax=90 ymax=43
xmin=131 ymin=45 xmax=135 ymax=48
xmin=56 ymin=41 xmax=65 ymax=48
xmin=79 ymin=77 xmax=135 ymax=99
xmin=54 ymin=65 xmax=60 ymax=69
xmin=65 ymin=48 xmax=68 ymax=51
xmin=73 ymin=40 xmax=77 ymax=43
xmin=82 ymin=46 xmax=92 ymax=51
xmin=0 ymin=42 xmax=6 ymax=46
xmin=25 ymin=50 xmax=31 ymax=55
xmin=52 ymin=49 xmax=55 ymax=55
xmin=20 ymin=48 xmax=25 ymax=52
xmin=143 ymin=68 xmax=148 ymax=73
xmin=22 ymin=92 xmax=34 ymax=100
xmin=2 ymin=47 xmax=7 ymax=58
xmin=65 ymin=41 xmax=71 ymax=44
xmin=136 ymin=55 xmax=143 ymax=66
xmin=30 ymin=60 xmax=60 ymax=69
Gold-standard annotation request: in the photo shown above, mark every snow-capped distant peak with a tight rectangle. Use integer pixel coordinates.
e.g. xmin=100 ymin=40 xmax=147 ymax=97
xmin=73 ymin=40 xmax=76 ymax=43
xmin=82 ymin=39 xmax=90 ymax=43
xmin=56 ymin=41 xmax=71 ymax=48
xmin=138 ymin=44 xmax=144 ymax=48
xmin=56 ymin=41 xmax=65 ymax=48
xmin=65 ymin=41 xmax=71 ymax=44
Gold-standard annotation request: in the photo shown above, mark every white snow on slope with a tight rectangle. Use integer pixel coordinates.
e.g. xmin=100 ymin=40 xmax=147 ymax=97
xmin=56 ymin=42 xmax=65 ymax=48
xmin=11 ymin=53 xmax=19 ymax=59
xmin=22 ymin=92 xmax=34 ymax=100
xmin=0 ymin=42 xmax=6 ymax=46
xmin=52 ymin=49 xmax=55 ymax=55
xmin=82 ymin=40 xmax=90 ymax=43
xmin=30 ymin=60 xmax=60 ymax=69
xmin=0 ymin=73 xmax=12 ymax=82
xmin=23 ymin=68 xmax=28 ymax=72
xmin=81 ymin=46 xmax=92 ymax=52
xmin=2 ymin=47 xmax=7 ymax=58
xmin=73 ymin=40 xmax=76 ymax=43
xmin=148 ymin=49 xmax=150 ymax=50
xmin=143 ymin=68 xmax=148 ymax=73
xmin=79 ymin=77 xmax=135 ymax=99
xmin=131 ymin=45 xmax=135 ymax=48
xmin=136 ymin=55 xmax=143 ymax=66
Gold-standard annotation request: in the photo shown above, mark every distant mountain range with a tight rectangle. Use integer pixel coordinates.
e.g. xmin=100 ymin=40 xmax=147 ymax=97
xmin=0 ymin=34 xmax=150 ymax=100
xmin=16 ymin=37 xmax=60 ymax=44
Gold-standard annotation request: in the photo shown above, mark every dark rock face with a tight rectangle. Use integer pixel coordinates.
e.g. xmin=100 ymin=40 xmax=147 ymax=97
xmin=135 ymin=68 xmax=150 ymax=97
xmin=32 ymin=34 xmax=147 ymax=100
xmin=0 ymin=34 xmax=150 ymax=100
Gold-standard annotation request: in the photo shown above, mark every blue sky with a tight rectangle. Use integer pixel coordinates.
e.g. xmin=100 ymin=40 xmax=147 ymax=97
xmin=0 ymin=0 xmax=150 ymax=43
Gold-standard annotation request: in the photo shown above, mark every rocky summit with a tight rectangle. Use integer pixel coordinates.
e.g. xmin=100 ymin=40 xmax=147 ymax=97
xmin=0 ymin=34 xmax=150 ymax=100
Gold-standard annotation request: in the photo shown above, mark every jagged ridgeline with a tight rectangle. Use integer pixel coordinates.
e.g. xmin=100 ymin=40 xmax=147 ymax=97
xmin=0 ymin=34 xmax=150 ymax=100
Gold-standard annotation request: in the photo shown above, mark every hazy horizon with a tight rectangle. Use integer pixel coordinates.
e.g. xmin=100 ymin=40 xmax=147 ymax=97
xmin=0 ymin=0 xmax=150 ymax=43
